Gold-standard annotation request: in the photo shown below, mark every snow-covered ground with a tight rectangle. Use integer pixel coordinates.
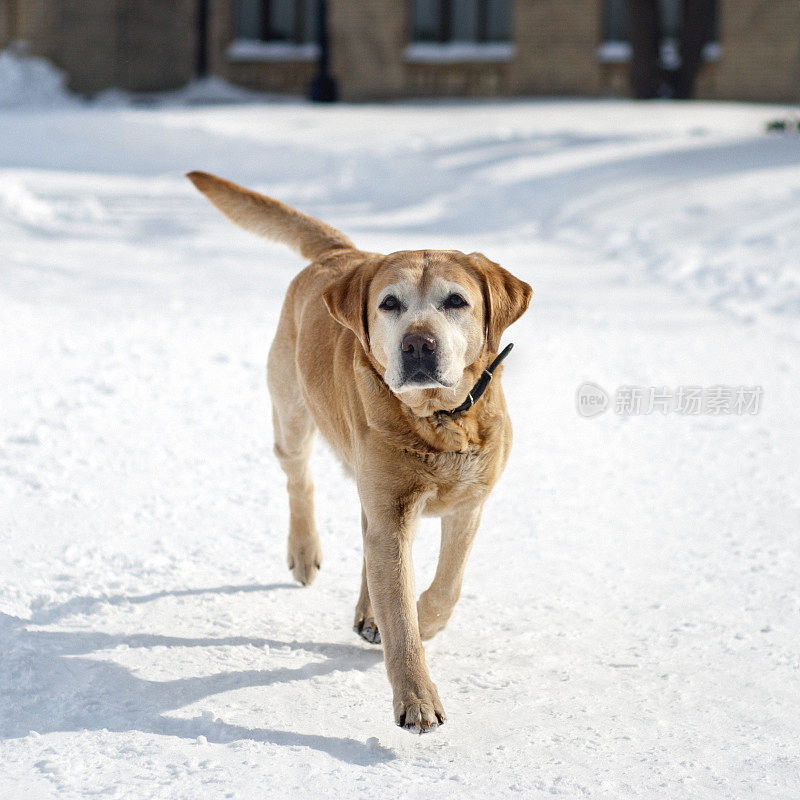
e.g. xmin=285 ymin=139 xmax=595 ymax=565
xmin=2 ymin=86 xmax=799 ymax=798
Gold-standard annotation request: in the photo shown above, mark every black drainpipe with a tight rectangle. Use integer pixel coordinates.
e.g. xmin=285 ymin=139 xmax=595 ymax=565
xmin=196 ymin=0 xmax=209 ymax=78
xmin=309 ymin=0 xmax=338 ymax=102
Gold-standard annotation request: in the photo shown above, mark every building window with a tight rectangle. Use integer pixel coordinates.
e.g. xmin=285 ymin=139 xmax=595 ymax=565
xmin=229 ymin=0 xmax=320 ymax=61
xmin=600 ymin=0 xmax=719 ymax=63
xmin=603 ymin=0 xmax=629 ymax=43
xmin=411 ymin=0 xmax=512 ymax=44
xmin=235 ymin=0 xmax=318 ymax=44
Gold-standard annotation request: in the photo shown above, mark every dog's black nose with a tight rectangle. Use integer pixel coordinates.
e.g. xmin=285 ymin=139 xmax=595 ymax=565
xmin=401 ymin=332 xmax=438 ymax=383
xmin=401 ymin=332 xmax=437 ymax=358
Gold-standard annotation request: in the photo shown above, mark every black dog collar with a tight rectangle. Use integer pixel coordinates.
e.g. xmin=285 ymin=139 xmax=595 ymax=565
xmin=438 ymin=342 xmax=514 ymax=416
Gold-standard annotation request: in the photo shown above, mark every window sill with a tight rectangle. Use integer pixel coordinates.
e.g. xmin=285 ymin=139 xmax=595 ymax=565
xmin=404 ymin=42 xmax=515 ymax=64
xmin=597 ymin=40 xmax=722 ymax=65
xmin=226 ymin=39 xmax=320 ymax=63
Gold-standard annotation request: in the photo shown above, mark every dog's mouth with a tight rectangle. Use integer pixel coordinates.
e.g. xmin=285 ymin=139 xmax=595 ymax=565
xmin=406 ymin=369 xmax=436 ymax=383
xmin=397 ymin=370 xmax=455 ymax=391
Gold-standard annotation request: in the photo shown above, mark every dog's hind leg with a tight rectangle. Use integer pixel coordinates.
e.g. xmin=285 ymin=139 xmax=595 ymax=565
xmin=417 ymin=504 xmax=483 ymax=640
xmin=267 ymin=318 xmax=321 ymax=586
xmin=354 ymin=509 xmax=380 ymax=643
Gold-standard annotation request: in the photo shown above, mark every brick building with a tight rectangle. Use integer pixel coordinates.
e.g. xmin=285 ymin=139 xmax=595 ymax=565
xmin=1 ymin=1 xmax=798 ymax=102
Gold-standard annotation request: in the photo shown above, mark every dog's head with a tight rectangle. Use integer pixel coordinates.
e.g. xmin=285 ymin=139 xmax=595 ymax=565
xmin=324 ymin=250 xmax=531 ymax=409
xmin=183 ymin=171 xmax=531 ymax=412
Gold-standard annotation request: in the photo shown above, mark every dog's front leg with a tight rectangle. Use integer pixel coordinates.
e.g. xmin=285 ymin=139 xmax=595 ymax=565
xmin=361 ymin=492 xmax=446 ymax=733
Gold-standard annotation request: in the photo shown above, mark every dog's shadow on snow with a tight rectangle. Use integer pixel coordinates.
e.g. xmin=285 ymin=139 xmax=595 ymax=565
xmin=0 ymin=584 xmax=394 ymax=766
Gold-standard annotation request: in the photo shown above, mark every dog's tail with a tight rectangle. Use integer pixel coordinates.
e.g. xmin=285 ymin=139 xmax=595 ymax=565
xmin=187 ymin=171 xmax=355 ymax=262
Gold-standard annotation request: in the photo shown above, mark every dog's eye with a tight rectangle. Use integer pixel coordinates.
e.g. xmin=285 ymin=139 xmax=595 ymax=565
xmin=443 ymin=293 xmax=468 ymax=310
xmin=379 ymin=295 xmax=400 ymax=312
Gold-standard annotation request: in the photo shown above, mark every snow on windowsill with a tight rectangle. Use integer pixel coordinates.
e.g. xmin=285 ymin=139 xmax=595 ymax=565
xmin=597 ymin=40 xmax=632 ymax=63
xmin=702 ymin=42 xmax=722 ymax=62
xmin=226 ymin=39 xmax=320 ymax=63
xmin=597 ymin=39 xmax=722 ymax=65
xmin=404 ymin=42 xmax=515 ymax=64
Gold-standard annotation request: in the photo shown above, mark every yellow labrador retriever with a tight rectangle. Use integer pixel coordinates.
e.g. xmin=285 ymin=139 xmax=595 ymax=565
xmin=188 ymin=172 xmax=531 ymax=733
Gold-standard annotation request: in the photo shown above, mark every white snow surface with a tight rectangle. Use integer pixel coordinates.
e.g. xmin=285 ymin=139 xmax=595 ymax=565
xmin=1 ymin=98 xmax=799 ymax=799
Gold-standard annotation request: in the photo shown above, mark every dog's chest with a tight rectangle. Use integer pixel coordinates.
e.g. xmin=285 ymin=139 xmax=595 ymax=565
xmin=417 ymin=447 xmax=495 ymax=514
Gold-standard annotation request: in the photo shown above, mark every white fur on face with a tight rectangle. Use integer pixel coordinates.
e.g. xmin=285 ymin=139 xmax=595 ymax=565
xmin=371 ymin=275 xmax=484 ymax=395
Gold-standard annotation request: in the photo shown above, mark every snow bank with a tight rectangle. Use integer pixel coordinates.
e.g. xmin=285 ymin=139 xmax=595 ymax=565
xmin=0 ymin=47 xmax=276 ymax=109
xmin=0 ymin=47 xmax=77 ymax=108
xmin=94 ymin=76 xmax=274 ymax=108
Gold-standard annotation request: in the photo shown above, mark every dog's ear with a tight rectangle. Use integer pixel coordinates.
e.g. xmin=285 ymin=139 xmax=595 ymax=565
xmin=469 ymin=253 xmax=532 ymax=352
xmin=322 ymin=259 xmax=377 ymax=352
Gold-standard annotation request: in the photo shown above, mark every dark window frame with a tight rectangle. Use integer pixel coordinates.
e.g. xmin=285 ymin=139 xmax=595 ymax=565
xmin=602 ymin=0 xmax=719 ymax=45
xmin=236 ymin=0 xmax=315 ymax=45
xmin=260 ymin=0 xmax=304 ymax=44
xmin=412 ymin=0 xmax=511 ymax=44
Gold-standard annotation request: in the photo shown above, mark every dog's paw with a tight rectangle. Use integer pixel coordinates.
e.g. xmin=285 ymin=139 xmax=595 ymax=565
xmin=416 ymin=591 xmax=449 ymax=641
xmin=353 ymin=615 xmax=381 ymax=644
xmin=287 ymin=536 xmax=322 ymax=586
xmin=394 ymin=683 xmax=446 ymax=734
